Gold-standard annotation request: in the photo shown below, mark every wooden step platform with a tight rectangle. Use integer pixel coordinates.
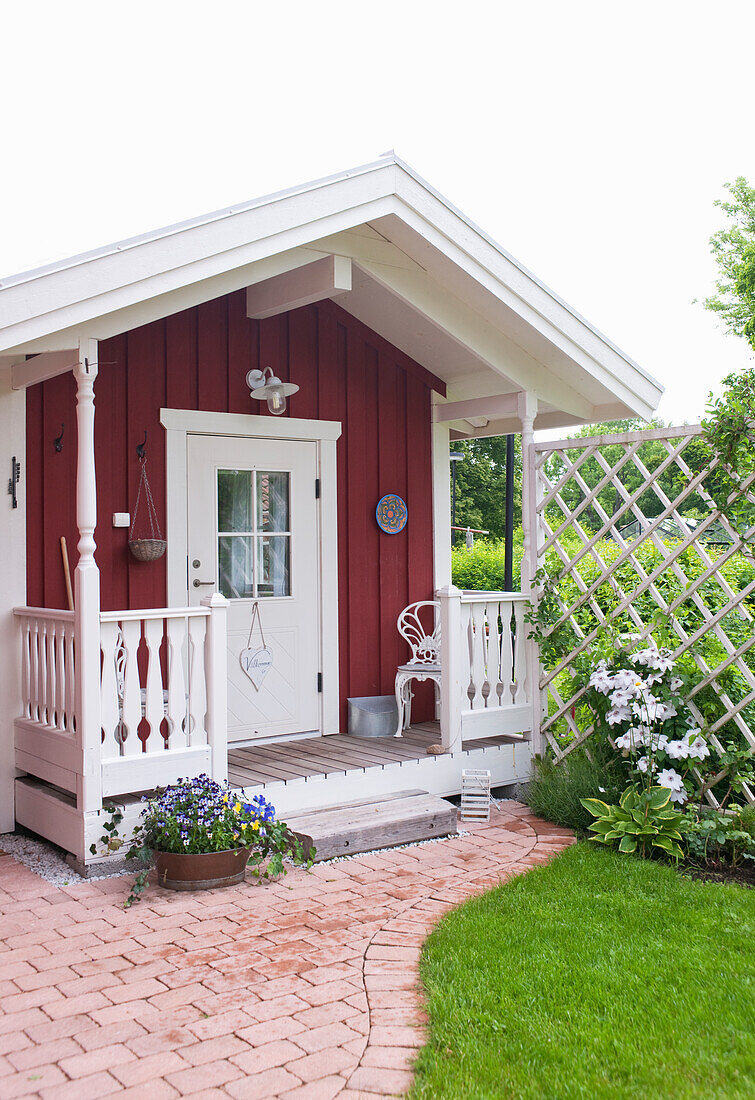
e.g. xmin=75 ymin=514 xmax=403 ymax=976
xmin=285 ymin=789 xmax=458 ymax=862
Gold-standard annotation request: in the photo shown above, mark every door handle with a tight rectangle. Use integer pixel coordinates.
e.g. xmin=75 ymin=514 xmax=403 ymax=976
xmin=193 ymin=579 xmax=216 ymax=588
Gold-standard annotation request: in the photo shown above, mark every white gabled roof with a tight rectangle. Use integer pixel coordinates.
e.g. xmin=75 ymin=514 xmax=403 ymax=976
xmin=0 ymin=153 xmax=663 ymax=429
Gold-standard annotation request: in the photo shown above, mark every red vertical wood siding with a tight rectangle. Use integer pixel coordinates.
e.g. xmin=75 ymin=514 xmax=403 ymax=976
xmin=26 ymin=294 xmax=441 ymax=729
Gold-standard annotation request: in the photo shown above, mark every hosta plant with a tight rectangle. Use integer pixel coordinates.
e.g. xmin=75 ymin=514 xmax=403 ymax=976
xmin=581 ymin=786 xmax=685 ymax=859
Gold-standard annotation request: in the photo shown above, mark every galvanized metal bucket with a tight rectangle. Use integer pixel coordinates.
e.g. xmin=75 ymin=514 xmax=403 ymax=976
xmin=348 ymin=695 xmax=399 ymax=739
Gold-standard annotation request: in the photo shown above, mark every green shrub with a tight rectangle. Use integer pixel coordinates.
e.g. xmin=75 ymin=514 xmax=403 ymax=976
xmin=681 ymin=803 xmax=755 ymax=866
xmin=451 ymin=533 xmax=522 ymax=590
xmin=528 ymin=746 xmax=624 ymax=832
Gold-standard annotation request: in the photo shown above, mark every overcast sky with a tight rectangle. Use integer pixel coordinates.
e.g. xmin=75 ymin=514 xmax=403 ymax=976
xmin=2 ymin=0 xmax=753 ymax=424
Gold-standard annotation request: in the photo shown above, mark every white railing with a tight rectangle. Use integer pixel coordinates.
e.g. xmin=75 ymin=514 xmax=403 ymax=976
xmin=99 ymin=599 xmax=227 ymax=797
xmin=438 ymin=587 xmax=534 ymax=752
xmin=16 ymin=608 xmax=77 ymax=734
xmin=14 ymin=607 xmax=80 ymax=794
xmin=14 ymin=595 xmax=228 ymax=803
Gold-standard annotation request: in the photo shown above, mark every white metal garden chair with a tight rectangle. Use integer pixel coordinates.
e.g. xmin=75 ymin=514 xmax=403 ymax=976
xmin=394 ymin=600 xmax=441 ymax=737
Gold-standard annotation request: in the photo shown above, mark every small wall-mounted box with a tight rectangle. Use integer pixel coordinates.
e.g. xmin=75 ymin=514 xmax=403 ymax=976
xmin=112 ymin=512 xmax=130 ymax=528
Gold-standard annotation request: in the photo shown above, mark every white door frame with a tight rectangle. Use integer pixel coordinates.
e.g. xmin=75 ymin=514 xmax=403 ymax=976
xmin=160 ymin=408 xmax=342 ymax=736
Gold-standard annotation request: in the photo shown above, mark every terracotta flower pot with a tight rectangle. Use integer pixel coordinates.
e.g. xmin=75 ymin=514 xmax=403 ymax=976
xmin=153 ymin=847 xmax=252 ymax=892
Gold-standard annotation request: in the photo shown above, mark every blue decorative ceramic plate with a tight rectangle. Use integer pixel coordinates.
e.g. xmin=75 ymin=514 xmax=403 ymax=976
xmin=376 ymin=494 xmax=408 ymax=534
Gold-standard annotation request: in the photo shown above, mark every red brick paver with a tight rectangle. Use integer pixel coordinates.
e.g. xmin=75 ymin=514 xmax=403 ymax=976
xmin=0 ymin=804 xmax=573 ymax=1098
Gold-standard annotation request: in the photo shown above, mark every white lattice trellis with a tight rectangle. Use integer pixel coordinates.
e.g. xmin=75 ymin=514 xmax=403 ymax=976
xmin=534 ymin=424 xmax=755 ymax=803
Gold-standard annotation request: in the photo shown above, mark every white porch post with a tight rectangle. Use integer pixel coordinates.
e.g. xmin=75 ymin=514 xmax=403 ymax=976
xmin=438 ymin=583 xmax=463 ymax=754
xmin=518 ymin=390 xmax=543 ymax=753
xmin=202 ymin=592 xmax=228 ymax=782
xmin=74 ymin=341 xmax=102 ymax=816
xmin=431 ymin=420 xmax=452 ymax=589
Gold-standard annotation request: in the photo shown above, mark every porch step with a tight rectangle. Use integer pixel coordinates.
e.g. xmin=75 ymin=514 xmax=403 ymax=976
xmin=284 ymin=789 xmax=458 ymax=862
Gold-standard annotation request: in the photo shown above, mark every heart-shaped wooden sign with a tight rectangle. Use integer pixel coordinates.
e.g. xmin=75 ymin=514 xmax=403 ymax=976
xmin=239 ymin=645 xmax=273 ymax=691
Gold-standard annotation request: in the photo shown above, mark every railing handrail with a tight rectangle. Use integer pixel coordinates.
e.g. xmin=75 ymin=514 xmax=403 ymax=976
xmin=14 ymin=606 xmax=75 ymax=622
xmin=459 ymin=591 xmax=529 ymax=604
xmin=100 ymin=606 xmax=211 ymax=622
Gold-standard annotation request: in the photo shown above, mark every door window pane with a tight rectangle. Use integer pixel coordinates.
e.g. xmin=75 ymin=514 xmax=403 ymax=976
xmin=218 ymin=470 xmax=252 ymax=533
xmin=257 ymin=536 xmax=290 ymax=597
xmin=256 ymin=472 xmax=290 ymax=532
xmin=216 ymin=469 xmax=292 ymax=598
xmin=218 ymin=536 xmax=255 ymax=599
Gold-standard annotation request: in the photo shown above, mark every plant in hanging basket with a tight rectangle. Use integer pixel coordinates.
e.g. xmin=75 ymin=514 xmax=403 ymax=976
xmin=92 ymin=774 xmax=311 ymax=905
xmin=128 ymin=538 xmax=167 ymax=562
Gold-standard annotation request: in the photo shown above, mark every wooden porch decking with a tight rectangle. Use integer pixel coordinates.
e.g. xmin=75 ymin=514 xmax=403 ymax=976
xmin=227 ymin=721 xmax=517 ymax=788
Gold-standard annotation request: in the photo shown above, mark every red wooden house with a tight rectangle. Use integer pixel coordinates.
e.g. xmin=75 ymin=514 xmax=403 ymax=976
xmin=0 ymin=155 xmax=662 ymax=864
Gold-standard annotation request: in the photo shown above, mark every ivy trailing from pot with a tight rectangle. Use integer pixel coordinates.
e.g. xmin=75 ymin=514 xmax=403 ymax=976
xmin=92 ymin=775 xmax=313 ymax=906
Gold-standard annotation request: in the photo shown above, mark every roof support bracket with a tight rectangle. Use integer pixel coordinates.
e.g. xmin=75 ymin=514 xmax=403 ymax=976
xmin=11 ymin=349 xmax=80 ymax=390
xmin=246 ymin=255 xmax=351 ymax=320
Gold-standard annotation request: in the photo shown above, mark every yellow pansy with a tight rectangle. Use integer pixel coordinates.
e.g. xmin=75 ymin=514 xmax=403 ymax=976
xmin=222 ymin=794 xmax=229 ymax=803
xmin=252 ymin=821 xmax=260 ymax=831
xmin=234 ymin=802 xmax=242 ymax=813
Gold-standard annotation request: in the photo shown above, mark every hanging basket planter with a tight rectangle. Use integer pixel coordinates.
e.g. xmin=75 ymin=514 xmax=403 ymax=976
xmin=129 ymin=538 xmax=166 ymax=562
xmin=128 ymin=433 xmax=166 ymax=562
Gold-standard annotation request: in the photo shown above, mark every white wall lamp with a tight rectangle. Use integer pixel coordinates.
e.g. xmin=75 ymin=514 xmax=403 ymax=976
xmin=246 ymin=367 xmax=299 ymax=415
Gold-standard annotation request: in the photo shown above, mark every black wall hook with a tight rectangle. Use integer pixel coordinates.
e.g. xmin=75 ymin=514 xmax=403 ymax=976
xmin=136 ymin=430 xmax=147 ymax=461
xmin=53 ymin=424 xmax=64 ymax=452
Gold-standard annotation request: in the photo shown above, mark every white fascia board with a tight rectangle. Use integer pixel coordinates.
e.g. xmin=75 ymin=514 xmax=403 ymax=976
xmin=390 ymin=158 xmax=663 ymax=407
xmin=0 ymin=167 xmax=400 ymax=352
xmin=0 ymin=152 xmax=663 ymax=420
xmin=389 ymin=175 xmax=662 ymax=419
xmin=357 ymin=258 xmax=595 ymax=420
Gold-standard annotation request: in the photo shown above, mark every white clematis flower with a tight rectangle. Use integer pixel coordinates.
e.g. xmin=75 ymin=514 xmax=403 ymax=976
xmin=631 ymin=646 xmax=675 ymax=673
xmin=656 ymin=768 xmax=686 ymax=803
xmin=615 ymin=730 xmax=641 ymax=751
xmin=607 ymin=705 xmax=632 ymax=726
xmin=687 ymin=735 xmax=709 ymax=761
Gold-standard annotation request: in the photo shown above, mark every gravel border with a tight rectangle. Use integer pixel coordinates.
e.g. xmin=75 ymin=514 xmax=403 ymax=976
xmin=0 ymin=832 xmax=132 ymax=886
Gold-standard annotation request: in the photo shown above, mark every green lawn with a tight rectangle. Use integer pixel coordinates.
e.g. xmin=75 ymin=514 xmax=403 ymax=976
xmin=410 ymin=844 xmax=755 ymax=1100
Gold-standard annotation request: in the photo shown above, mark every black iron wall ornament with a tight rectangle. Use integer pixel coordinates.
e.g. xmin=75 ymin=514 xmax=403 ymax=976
xmin=8 ymin=456 xmax=20 ymax=509
xmin=53 ymin=424 xmax=65 ymax=452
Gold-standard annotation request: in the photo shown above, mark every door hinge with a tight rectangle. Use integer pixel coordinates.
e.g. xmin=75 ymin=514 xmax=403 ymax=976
xmin=317 ymin=672 xmax=323 ymax=693
xmin=315 ymin=477 xmax=321 ymax=499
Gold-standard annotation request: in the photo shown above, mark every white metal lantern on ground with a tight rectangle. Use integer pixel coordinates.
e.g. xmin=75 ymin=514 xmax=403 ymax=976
xmin=460 ymin=769 xmax=492 ymax=822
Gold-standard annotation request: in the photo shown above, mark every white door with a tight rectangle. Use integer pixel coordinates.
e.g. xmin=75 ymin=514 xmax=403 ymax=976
xmin=187 ymin=434 xmax=321 ymax=743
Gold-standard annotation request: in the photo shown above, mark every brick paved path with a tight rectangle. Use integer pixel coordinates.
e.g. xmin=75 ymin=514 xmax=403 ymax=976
xmin=0 ymin=803 xmax=573 ymax=1099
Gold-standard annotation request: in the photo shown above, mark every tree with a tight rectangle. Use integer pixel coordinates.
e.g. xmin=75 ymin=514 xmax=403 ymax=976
xmin=450 ymin=436 xmax=521 ymax=541
xmin=704 ymin=177 xmax=755 ymax=350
